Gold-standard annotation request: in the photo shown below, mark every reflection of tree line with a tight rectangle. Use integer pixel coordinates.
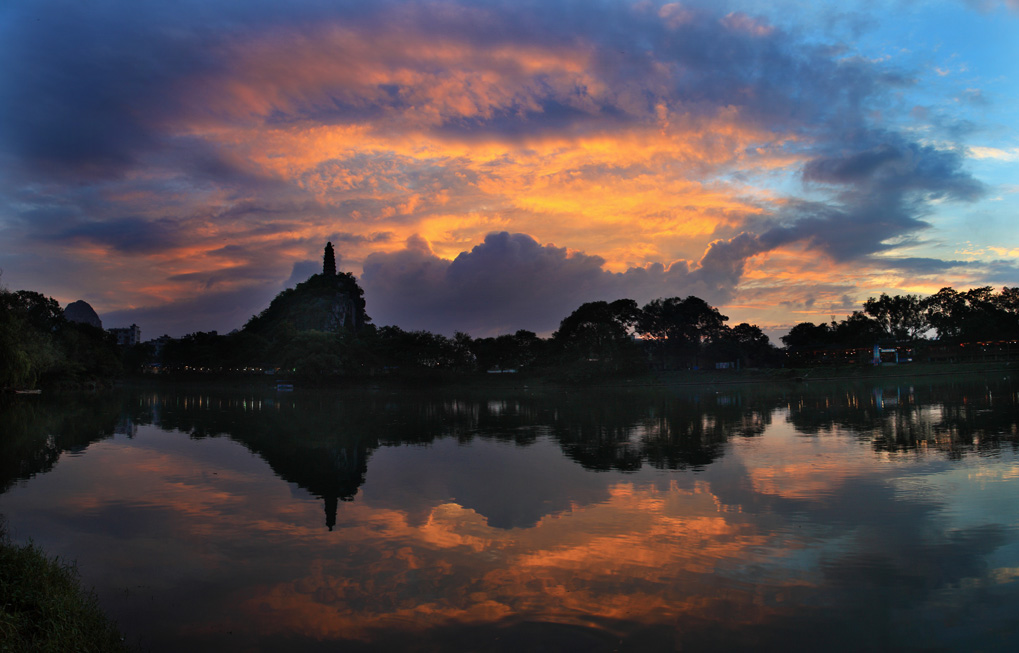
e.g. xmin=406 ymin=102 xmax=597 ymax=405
xmin=2 ymin=377 xmax=1016 ymax=528
xmin=545 ymin=390 xmax=772 ymax=472
xmin=0 ymin=394 xmax=124 ymax=494
xmin=781 ymin=375 xmax=1019 ymax=456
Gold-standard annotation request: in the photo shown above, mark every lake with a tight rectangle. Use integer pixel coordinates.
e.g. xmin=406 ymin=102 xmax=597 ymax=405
xmin=1 ymin=373 xmax=1018 ymax=651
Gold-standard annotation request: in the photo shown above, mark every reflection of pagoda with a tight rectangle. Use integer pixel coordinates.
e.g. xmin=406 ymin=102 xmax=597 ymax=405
xmin=147 ymin=392 xmax=382 ymax=530
xmin=231 ymin=431 xmax=370 ymax=531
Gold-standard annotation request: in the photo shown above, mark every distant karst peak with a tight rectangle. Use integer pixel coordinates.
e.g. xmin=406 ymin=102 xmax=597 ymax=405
xmin=64 ymin=300 xmax=102 ymax=329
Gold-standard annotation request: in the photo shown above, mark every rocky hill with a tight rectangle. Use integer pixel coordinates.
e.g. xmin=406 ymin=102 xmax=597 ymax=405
xmin=243 ymin=271 xmax=370 ymax=340
xmin=64 ymin=300 xmax=102 ymax=329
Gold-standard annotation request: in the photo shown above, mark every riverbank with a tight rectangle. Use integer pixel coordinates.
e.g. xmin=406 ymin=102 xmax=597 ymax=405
xmin=0 ymin=517 xmax=127 ymax=652
xmin=111 ymin=359 xmax=1016 ymax=396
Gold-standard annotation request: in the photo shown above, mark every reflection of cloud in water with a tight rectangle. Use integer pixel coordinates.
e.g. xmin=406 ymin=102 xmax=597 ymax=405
xmin=225 ymin=481 xmax=792 ymax=644
xmin=743 ymin=420 xmax=881 ymax=500
xmin=3 ymin=380 xmax=1019 ymax=650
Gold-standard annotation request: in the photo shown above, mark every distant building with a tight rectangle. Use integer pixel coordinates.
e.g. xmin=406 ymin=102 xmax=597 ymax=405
xmin=109 ymin=324 xmax=141 ymax=347
xmin=148 ymin=335 xmax=173 ymax=358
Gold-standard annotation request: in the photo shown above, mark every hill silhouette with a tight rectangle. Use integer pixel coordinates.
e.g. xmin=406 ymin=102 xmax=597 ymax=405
xmin=243 ymin=271 xmax=369 ymax=339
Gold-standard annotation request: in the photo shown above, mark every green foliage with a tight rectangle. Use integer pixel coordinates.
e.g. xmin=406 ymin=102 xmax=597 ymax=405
xmin=707 ymin=322 xmax=780 ymax=367
xmin=551 ymin=299 xmax=645 ymax=375
xmin=783 ymin=286 xmax=1019 ymax=368
xmin=555 ymin=300 xmax=640 ymax=344
xmin=0 ymin=286 xmax=122 ymax=389
xmin=372 ymin=326 xmax=475 ymax=371
xmin=638 ymin=296 xmax=728 ymax=344
xmin=0 ymin=519 xmax=127 ymax=652
xmin=831 ymin=311 xmax=885 ymax=347
xmin=781 ymin=321 xmax=833 ymax=349
xmin=279 ymin=330 xmax=378 ymax=380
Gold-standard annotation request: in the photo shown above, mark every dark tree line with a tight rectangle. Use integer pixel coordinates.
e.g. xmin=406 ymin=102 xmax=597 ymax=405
xmin=154 ymin=291 xmax=779 ymax=381
xmin=147 ymin=291 xmax=774 ymax=383
xmin=158 ymin=285 xmax=1019 ymax=380
xmin=1 ymin=284 xmax=122 ymax=390
xmin=6 ymin=249 xmax=1018 ymax=388
xmin=782 ymin=286 xmax=1019 ymax=351
xmin=549 ymin=295 xmax=780 ymax=375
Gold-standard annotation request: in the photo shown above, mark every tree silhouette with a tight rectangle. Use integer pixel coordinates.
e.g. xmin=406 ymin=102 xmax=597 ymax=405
xmin=323 ymin=242 xmax=336 ymax=277
xmin=864 ymin=293 xmax=927 ymax=340
xmin=553 ymin=299 xmax=640 ymax=356
xmin=638 ymin=296 xmax=729 ymax=369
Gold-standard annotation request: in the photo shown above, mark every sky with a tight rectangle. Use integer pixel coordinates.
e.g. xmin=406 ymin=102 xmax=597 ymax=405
xmin=1 ymin=0 xmax=1018 ymax=340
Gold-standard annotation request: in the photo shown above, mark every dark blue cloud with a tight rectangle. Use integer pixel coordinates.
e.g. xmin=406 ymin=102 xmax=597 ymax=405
xmin=803 ymin=139 xmax=985 ymax=201
xmin=864 ymin=257 xmax=966 ymax=274
xmin=758 ymin=133 xmax=985 ymax=261
xmin=43 ymin=217 xmax=187 ymax=255
xmin=167 ymin=265 xmax=280 ymax=290
xmin=361 ymin=231 xmax=755 ymax=336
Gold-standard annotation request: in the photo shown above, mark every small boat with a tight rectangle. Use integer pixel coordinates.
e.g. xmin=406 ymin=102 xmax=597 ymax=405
xmin=14 ymin=389 xmax=42 ymax=395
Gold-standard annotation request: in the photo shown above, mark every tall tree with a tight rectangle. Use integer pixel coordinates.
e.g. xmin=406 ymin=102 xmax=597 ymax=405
xmin=863 ymin=293 xmax=927 ymax=340
xmin=833 ymin=311 xmax=886 ymax=346
xmin=780 ymin=322 xmax=832 ymax=349
xmin=323 ymin=242 xmax=336 ymax=277
xmin=554 ymin=300 xmax=640 ymax=353
xmin=638 ymin=296 xmax=728 ymax=345
xmin=553 ymin=299 xmax=643 ymax=371
xmin=637 ymin=296 xmax=729 ymax=369
xmin=707 ymin=322 xmax=779 ymax=368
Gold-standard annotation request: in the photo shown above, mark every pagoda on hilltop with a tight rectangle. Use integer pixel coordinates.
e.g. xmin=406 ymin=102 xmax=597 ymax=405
xmin=243 ymin=243 xmax=370 ymax=337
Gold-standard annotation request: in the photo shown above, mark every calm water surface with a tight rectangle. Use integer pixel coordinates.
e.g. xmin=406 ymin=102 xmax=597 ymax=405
xmin=1 ymin=374 xmax=1018 ymax=651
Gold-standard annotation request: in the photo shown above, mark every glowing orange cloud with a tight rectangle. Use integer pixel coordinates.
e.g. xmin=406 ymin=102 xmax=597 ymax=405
xmin=56 ymin=432 xmax=815 ymax=644
xmin=154 ymin=21 xmax=805 ymax=277
xmin=216 ymin=481 xmax=797 ymax=643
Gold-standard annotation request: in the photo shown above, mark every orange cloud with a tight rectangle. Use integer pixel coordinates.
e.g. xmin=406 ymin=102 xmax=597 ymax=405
xmin=214 ymin=480 xmax=798 ymax=643
xmin=158 ymin=23 xmax=802 ymax=276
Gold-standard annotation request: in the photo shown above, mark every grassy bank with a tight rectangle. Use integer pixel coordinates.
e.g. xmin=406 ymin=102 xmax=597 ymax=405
xmin=0 ymin=518 xmax=127 ymax=652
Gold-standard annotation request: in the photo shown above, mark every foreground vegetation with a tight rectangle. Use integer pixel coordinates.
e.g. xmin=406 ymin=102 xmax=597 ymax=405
xmin=0 ymin=519 xmax=126 ymax=652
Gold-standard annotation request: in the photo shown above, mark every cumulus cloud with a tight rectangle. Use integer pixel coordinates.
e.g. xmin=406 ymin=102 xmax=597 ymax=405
xmin=361 ymin=231 xmax=764 ymax=336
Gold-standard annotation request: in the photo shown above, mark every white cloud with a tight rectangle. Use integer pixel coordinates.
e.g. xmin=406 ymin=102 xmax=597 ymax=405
xmin=969 ymin=146 xmax=1019 ymax=161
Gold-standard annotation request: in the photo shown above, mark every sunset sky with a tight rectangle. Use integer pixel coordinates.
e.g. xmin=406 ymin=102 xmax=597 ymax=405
xmin=1 ymin=0 xmax=1017 ymax=340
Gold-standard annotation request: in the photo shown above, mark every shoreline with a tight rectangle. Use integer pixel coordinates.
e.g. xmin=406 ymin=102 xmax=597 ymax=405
xmin=95 ymin=359 xmax=1017 ymax=396
xmin=0 ymin=518 xmax=127 ymax=651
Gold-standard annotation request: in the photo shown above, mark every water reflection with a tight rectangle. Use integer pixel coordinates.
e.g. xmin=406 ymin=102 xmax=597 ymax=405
xmin=0 ymin=374 xmax=1017 ymax=651
xmin=782 ymin=377 xmax=1019 ymax=456
xmin=2 ymin=375 xmax=1018 ymax=530
xmin=0 ymin=393 xmax=123 ymax=493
